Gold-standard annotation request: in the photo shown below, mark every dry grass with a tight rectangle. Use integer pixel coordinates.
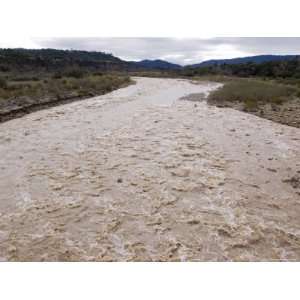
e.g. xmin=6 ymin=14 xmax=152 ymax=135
xmin=0 ymin=74 xmax=132 ymax=101
xmin=207 ymin=79 xmax=298 ymax=111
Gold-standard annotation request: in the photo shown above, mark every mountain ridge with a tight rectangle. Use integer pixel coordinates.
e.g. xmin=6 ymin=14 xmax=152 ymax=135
xmin=187 ymin=55 xmax=300 ymax=68
xmin=1 ymin=48 xmax=300 ymax=72
xmin=131 ymin=59 xmax=182 ymax=70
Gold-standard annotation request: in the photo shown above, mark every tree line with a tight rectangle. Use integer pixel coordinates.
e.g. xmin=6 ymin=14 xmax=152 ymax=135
xmin=181 ymin=58 xmax=300 ymax=78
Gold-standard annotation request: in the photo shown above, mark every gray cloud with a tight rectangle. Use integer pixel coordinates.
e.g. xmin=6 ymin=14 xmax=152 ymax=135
xmin=32 ymin=37 xmax=300 ymax=65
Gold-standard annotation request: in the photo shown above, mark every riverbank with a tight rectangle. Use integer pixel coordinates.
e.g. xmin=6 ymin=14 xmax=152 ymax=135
xmin=0 ymin=74 xmax=133 ymax=123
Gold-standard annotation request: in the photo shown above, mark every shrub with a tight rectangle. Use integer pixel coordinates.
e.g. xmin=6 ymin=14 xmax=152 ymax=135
xmin=52 ymin=72 xmax=62 ymax=79
xmin=244 ymin=99 xmax=258 ymax=111
xmin=63 ymin=69 xmax=86 ymax=79
xmin=0 ymin=77 xmax=7 ymax=89
xmin=12 ymin=76 xmax=41 ymax=82
xmin=93 ymin=71 xmax=104 ymax=76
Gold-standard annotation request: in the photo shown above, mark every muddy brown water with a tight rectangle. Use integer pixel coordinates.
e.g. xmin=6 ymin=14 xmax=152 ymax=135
xmin=0 ymin=77 xmax=299 ymax=261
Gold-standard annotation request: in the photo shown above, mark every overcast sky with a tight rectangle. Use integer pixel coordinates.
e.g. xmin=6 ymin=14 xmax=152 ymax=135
xmin=1 ymin=37 xmax=300 ymax=66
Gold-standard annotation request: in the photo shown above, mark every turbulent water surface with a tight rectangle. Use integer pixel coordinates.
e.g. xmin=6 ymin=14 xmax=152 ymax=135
xmin=0 ymin=77 xmax=299 ymax=261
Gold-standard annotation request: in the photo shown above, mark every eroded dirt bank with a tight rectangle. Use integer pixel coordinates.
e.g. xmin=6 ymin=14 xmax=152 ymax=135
xmin=0 ymin=77 xmax=299 ymax=261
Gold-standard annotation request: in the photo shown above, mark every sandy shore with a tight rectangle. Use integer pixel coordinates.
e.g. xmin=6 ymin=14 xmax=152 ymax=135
xmin=0 ymin=77 xmax=299 ymax=261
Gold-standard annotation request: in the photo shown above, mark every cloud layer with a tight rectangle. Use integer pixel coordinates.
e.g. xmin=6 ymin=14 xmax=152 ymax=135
xmin=3 ymin=38 xmax=300 ymax=65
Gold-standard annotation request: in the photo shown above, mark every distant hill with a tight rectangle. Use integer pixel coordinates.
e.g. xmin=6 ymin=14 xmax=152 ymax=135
xmin=132 ymin=59 xmax=182 ymax=70
xmin=187 ymin=55 xmax=299 ymax=68
xmin=181 ymin=55 xmax=300 ymax=78
xmin=0 ymin=48 xmax=184 ymax=74
xmin=0 ymin=48 xmax=133 ymax=73
xmin=2 ymin=49 xmax=299 ymax=76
